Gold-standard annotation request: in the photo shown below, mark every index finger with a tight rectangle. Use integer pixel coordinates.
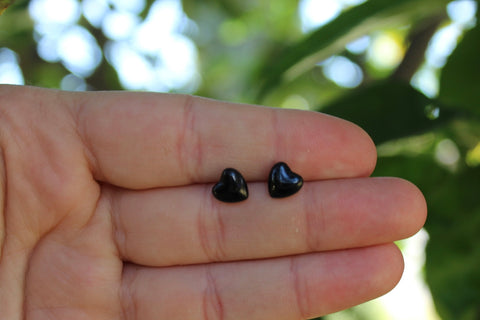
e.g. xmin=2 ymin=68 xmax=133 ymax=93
xmin=73 ymin=92 xmax=376 ymax=189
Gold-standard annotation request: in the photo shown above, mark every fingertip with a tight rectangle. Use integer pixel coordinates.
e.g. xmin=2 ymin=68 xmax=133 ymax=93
xmin=290 ymin=111 xmax=378 ymax=180
xmin=348 ymin=120 xmax=377 ymax=177
xmin=350 ymin=243 xmax=405 ymax=300
xmin=376 ymin=243 xmax=405 ymax=295
xmin=391 ymin=178 xmax=428 ymax=238
xmin=303 ymin=244 xmax=405 ymax=318
xmin=322 ymin=113 xmax=378 ymax=178
xmin=337 ymin=244 xmax=405 ymax=310
xmin=407 ymin=181 xmax=428 ymax=234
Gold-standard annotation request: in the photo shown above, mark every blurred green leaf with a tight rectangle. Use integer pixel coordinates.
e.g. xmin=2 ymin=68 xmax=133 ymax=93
xmin=425 ymin=168 xmax=480 ymax=320
xmin=439 ymin=23 xmax=480 ymax=115
xmin=319 ymin=81 xmax=457 ymax=144
xmin=257 ymin=0 xmax=449 ymax=99
xmin=375 ymin=155 xmax=480 ymax=320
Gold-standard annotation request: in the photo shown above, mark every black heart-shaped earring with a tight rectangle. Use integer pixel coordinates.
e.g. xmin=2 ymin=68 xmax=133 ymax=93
xmin=268 ymin=162 xmax=303 ymax=198
xmin=212 ymin=168 xmax=249 ymax=203
xmin=212 ymin=162 xmax=303 ymax=203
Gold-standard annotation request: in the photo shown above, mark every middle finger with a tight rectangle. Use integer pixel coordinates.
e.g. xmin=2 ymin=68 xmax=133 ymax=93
xmin=109 ymin=177 xmax=426 ymax=266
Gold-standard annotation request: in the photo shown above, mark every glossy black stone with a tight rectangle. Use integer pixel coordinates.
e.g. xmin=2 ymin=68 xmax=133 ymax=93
xmin=212 ymin=168 xmax=248 ymax=203
xmin=268 ymin=162 xmax=303 ymax=198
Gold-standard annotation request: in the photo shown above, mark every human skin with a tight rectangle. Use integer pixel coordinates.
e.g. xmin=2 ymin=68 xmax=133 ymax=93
xmin=0 ymin=85 xmax=427 ymax=320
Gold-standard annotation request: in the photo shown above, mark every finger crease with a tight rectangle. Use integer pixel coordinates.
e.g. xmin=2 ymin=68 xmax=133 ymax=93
xmin=303 ymin=185 xmax=324 ymax=252
xmin=120 ymin=266 xmax=139 ymax=320
xmin=198 ymin=186 xmax=227 ymax=262
xmin=109 ymin=189 xmax=128 ymax=261
xmin=203 ymin=265 xmax=224 ymax=320
xmin=72 ymin=98 xmax=101 ymax=181
xmin=289 ymin=257 xmax=310 ymax=320
xmin=179 ymin=95 xmax=202 ymax=184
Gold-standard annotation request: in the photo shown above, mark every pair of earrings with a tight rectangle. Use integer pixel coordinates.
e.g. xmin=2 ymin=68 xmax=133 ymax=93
xmin=212 ymin=162 xmax=303 ymax=203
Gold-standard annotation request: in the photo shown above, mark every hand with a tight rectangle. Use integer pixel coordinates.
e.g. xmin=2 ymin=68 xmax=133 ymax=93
xmin=0 ymin=85 xmax=426 ymax=319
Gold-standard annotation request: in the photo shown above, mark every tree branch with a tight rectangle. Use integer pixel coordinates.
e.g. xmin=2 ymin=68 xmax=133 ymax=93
xmin=0 ymin=0 xmax=15 ymax=14
xmin=391 ymin=14 xmax=447 ymax=82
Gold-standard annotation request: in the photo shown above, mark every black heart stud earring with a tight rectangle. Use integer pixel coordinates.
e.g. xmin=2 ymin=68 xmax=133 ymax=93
xmin=212 ymin=168 xmax=249 ymax=203
xmin=268 ymin=162 xmax=303 ymax=198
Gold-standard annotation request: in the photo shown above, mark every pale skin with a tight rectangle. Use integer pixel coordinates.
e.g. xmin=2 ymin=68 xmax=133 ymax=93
xmin=0 ymin=85 xmax=427 ymax=320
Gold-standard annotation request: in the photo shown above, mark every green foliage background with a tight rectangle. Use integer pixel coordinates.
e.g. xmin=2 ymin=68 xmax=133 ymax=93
xmin=2 ymin=0 xmax=480 ymax=319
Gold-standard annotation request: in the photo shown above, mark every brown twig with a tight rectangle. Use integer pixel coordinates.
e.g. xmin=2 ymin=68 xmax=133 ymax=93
xmin=391 ymin=14 xmax=447 ymax=82
xmin=0 ymin=0 xmax=16 ymax=15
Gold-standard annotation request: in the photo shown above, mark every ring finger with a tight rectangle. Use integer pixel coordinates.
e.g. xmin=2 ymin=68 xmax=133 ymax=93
xmin=120 ymin=244 xmax=404 ymax=320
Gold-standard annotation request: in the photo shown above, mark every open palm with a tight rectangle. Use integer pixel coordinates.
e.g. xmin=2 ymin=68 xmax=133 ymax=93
xmin=0 ymin=85 xmax=426 ymax=319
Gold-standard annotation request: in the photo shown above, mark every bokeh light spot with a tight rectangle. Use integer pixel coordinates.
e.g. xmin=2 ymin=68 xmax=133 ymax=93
xmin=281 ymin=94 xmax=310 ymax=110
xmin=37 ymin=35 xmax=61 ymax=62
xmin=82 ymin=0 xmax=109 ymax=27
xmin=133 ymin=0 xmax=186 ymax=54
xmin=61 ymin=74 xmax=87 ymax=91
xmin=367 ymin=31 xmax=405 ymax=70
xmin=105 ymin=41 xmax=155 ymax=90
xmin=435 ymin=139 xmax=460 ymax=169
xmin=102 ymin=11 xmax=139 ymax=40
xmin=299 ymin=0 xmax=342 ymax=32
xmin=447 ymin=0 xmax=477 ymax=26
xmin=109 ymin=0 xmax=145 ymax=14
xmin=101 ymin=0 xmax=198 ymax=92
xmin=323 ymin=56 xmax=363 ymax=88
xmin=466 ymin=142 xmax=480 ymax=167
xmin=57 ymin=26 xmax=102 ymax=77
xmin=411 ymin=67 xmax=439 ymax=98
xmin=29 ymin=0 xmax=80 ymax=27
xmin=346 ymin=35 xmax=371 ymax=54
xmin=426 ymin=24 xmax=462 ymax=68
xmin=0 ymin=48 xmax=24 ymax=85
xmin=299 ymin=0 xmax=367 ymax=32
